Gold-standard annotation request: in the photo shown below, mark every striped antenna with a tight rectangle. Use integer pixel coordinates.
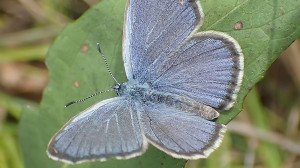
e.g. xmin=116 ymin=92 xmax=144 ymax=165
xmin=97 ymin=43 xmax=120 ymax=85
xmin=65 ymin=89 xmax=113 ymax=107
xmin=65 ymin=43 xmax=120 ymax=107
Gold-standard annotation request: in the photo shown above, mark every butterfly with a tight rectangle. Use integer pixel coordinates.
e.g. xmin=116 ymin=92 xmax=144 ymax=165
xmin=47 ymin=0 xmax=244 ymax=164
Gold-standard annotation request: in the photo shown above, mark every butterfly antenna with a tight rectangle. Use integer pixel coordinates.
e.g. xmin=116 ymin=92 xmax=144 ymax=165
xmin=97 ymin=43 xmax=120 ymax=85
xmin=65 ymin=89 xmax=114 ymax=107
xmin=65 ymin=44 xmax=120 ymax=107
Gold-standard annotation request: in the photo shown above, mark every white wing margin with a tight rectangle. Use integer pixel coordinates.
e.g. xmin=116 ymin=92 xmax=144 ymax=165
xmin=47 ymin=97 xmax=147 ymax=164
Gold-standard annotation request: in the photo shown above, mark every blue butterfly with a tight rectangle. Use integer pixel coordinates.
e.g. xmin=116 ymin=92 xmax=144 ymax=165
xmin=47 ymin=0 xmax=243 ymax=164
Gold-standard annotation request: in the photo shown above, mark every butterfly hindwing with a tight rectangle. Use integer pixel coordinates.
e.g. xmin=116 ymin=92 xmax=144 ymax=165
xmin=136 ymin=101 xmax=226 ymax=159
xmin=150 ymin=31 xmax=244 ymax=110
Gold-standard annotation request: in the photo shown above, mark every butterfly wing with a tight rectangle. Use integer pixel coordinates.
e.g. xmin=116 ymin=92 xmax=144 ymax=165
xmin=150 ymin=31 xmax=244 ymax=110
xmin=123 ymin=0 xmax=243 ymax=110
xmin=47 ymin=97 xmax=147 ymax=164
xmin=123 ymin=0 xmax=204 ymax=81
xmin=137 ymin=101 xmax=226 ymax=159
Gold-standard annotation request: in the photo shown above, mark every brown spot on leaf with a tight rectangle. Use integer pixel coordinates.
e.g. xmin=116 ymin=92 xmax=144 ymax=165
xmin=74 ymin=80 xmax=79 ymax=88
xmin=234 ymin=21 xmax=243 ymax=30
xmin=80 ymin=44 xmax=89 ymax=53
xmin=116 ymin=27 xmax=122 ymax=33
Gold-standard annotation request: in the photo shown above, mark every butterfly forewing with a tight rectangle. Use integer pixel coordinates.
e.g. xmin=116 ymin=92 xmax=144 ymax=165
xmin=47 ymin=97 xmax=146 ymax=164
xmin=123 ymin=0 xmax=204 ymax=81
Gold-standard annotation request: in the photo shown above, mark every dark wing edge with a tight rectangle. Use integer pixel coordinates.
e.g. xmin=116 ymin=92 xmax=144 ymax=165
xmin=47 ymin=97 xmax=148 ymax=164
xmin=193 ymin=31 xmax=244 ymax=110
xmin=147 ymin=124 xmax=226 ymax=159
xmin=189 ymin=0 xmax=204 ymax=36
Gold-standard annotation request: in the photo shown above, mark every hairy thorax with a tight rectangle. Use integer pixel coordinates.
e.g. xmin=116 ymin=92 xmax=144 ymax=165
xmin=115 ymin=81 xmax=219 ymax=120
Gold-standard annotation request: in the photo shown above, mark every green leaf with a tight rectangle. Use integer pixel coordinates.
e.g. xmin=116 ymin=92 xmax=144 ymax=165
xmin=200 ymin=0 xmax=300 ymax=123
xmin=19 ymin=0 xmax=300 ymax=168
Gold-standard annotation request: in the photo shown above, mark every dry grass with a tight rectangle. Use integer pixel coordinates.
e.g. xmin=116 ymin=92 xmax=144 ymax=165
xmin=0 ymin=0 xmax=299 ymax=168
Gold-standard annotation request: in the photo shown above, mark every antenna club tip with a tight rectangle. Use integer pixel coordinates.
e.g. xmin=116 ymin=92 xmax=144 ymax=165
xmin=65 ymin=101 xmax=76 ymax=107
xmin=97 ymin=43 xmax=102 ymax=53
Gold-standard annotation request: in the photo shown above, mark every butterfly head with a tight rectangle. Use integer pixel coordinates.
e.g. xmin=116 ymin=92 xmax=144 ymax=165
xmin=112 ymin=83 xmax=126 ymax=96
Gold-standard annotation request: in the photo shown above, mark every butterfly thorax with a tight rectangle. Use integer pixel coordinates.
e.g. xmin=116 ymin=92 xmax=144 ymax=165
xmin=115 ymin=81 xmax=151 ymax=99
xmin=115 ymin=81 xmax=219 ymax=120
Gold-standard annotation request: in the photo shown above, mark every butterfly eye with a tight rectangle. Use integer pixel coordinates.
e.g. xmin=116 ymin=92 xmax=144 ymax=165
xmin=112 ymin=84 xmax=119 ymax=90
xmin=112 ymin=83 xmax=126 ymax=96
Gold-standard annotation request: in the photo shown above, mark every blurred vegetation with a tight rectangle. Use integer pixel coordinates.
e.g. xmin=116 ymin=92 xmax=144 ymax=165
xmin=0 ymin=0 xmax=299 ymax=168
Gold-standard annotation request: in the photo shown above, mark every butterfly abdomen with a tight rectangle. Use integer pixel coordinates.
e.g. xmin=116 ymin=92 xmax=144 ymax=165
xmin=145 ymin=92 xmax=220 ymax=120
xmin=119 ymin=82 xmax=219 ymax=120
